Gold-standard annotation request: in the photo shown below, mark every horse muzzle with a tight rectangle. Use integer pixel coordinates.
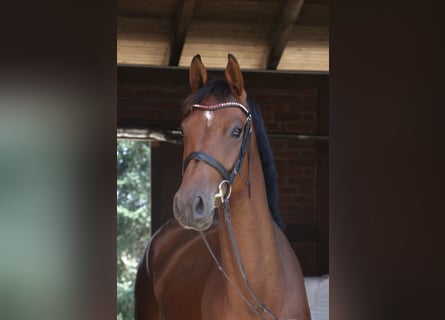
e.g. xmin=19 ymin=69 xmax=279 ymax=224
xmin=173 ymin=191 xmax=216 ymax=231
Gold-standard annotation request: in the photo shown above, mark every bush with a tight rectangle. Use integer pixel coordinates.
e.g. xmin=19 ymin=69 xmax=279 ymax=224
xmin=117 ymin=140 xmax=151 ymax=320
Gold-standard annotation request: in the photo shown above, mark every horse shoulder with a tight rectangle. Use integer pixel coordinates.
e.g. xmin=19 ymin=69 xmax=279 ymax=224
xmin=134 ymin=221 xmax=168 ymax=320
xmin=134 ymin=219 xmax=182 ymax=320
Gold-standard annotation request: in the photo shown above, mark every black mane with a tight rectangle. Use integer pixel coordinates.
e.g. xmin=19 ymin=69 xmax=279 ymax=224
xmin=183 ymin=78 xmax=284 ymax=229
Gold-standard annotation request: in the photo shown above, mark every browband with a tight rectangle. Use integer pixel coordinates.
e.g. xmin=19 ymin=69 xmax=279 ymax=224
xmin=191 ymin=102 xmax=250 ymax=116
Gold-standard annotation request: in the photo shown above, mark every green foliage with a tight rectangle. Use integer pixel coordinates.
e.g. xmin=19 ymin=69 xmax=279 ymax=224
xmin=117 ymin=140 xmax=151 ymax=320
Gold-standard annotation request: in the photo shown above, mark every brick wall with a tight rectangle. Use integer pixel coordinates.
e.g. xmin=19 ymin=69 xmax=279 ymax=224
xmin=249 ymin=87 xmax=319 ymax=224
xmin=248 ymin=86 xmax=324 ymax=275
xmin=118 ymin=66 xmax=328 ymax=276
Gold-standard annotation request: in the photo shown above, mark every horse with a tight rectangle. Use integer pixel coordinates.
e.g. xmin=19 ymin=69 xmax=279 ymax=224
xmin=134 ymin=54 xmax=311 ymax=320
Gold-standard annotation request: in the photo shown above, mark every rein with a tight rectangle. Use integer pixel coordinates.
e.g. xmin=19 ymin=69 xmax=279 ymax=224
xmin=182 ymin=102 xmax=278 ymax=320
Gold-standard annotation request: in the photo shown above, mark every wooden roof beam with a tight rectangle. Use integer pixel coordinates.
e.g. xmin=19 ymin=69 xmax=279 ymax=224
xmin=168 ymin=0 xmax=196 ymax=66
xmin=266 ymin=0 xmax=304 ymax=70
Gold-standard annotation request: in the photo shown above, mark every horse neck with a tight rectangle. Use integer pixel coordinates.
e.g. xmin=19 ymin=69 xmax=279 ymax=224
xmin=216 ymin=134 xmax=284 ymax=304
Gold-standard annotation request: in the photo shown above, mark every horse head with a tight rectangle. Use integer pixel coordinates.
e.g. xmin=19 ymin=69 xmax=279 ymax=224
xmin=173 ymin=54 xmax=252 ymax=231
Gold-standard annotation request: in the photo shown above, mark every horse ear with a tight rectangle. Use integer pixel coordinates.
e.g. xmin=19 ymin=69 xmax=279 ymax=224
xmin=189 ymin=54 xmax=208 ymax=92
xmin=225 ymin=53 xmax=246 ymax=100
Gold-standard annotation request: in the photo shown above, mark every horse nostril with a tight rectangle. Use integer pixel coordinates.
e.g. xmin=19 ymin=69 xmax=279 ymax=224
xmin=192 ymin=196 xmax=205 ymax=219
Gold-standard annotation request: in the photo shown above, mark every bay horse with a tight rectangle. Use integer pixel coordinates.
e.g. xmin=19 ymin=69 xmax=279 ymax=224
xmin=134 ymin=54 xmax=311 ymax=319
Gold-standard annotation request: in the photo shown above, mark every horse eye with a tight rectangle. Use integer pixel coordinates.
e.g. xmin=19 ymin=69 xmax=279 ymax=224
xmin=231 ymin=127 xmax=242 ymax=138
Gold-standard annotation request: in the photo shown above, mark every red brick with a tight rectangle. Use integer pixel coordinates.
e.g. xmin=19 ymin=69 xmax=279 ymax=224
xmin=273 ymin=111 xmax=303 ymax=121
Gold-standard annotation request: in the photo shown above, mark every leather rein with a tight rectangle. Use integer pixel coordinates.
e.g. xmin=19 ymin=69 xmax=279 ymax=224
xmin=182 ymin=102 xmax=278 ymax=320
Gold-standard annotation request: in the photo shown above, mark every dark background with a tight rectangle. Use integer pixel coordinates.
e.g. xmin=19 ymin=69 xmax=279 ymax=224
xmin=1 ymin=1 xmax=444 ymax=319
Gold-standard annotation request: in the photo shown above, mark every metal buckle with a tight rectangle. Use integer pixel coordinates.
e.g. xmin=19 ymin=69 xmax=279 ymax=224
xmin=215 ymin=180 xmax=232 ymax=201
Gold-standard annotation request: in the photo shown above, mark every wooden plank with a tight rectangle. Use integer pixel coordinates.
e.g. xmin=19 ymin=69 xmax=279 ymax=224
xmin=179 ymin=20 xmax=270 ymax=69
xmin=168 ymin=0 xmax=196 ymax=66
xmin=117 ymin=0 xmax=178 ymax=18
xmin=116 ymin=0 xmax=329 ymax=70
xmin=117 ymin=65 xmax=328 ymax=89
xmin=117 ymin=17 xmax=170 ymax=65
xmin=192 ymin=0 xmax=282 ymax=22
xmin=266 ymin=0 xmax=305 ymax=70
xmin=277 ymin=25 xmax=329 ymax=71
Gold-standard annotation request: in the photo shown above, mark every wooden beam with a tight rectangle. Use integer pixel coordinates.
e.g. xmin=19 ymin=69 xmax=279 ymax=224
xmin=168 ymin=0 xmax=196 ymax=66
xmin=266 ymin=0 xmax=304 ymax=70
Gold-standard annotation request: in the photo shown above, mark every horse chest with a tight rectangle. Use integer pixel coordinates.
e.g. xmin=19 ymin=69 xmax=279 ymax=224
xmin=150 ymin=223 xmax=221 ymax=319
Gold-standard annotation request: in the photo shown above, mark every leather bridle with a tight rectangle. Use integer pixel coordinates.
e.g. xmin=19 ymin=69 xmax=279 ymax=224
xmin=181 ymin=102 xmax=278 ymax=320
xmin=182 ymin=102 xmax=252 ymax=190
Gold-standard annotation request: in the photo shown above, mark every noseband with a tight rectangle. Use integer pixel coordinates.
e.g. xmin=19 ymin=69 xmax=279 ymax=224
xmin=181 ymin=101 xmax=278 ymax=320
xmin=182 ymin=102 xmax=253 ymax=192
